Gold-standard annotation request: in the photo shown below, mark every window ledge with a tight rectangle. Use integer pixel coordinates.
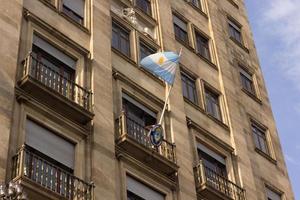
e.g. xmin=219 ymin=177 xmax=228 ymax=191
xmin=185 ymin=2 xmax=208 ymax=19
xmin=112 ymin=47 xmax=137 ymax=66
xmin=230 ymin=37 xmax=249 ymax=53
xmin=59 ymin=12 xmax=90 ymax=34
xmin=184 ymin=97 xmax=203 ymax=112
xmin=255 ymin=148 xmax=277 ymax=165
xmin=241 ymin=88 xmax=262 ymax=105
xmin=196 ymin=53 xmax=218 ymax=70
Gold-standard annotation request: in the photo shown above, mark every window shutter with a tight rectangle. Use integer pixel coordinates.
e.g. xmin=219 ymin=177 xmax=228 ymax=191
xmin=127 ymin=176 xmax=165 ymax=200
xmin=197 ymin=143 xmax=226 ymax=165
xmin=173 ymin=15 xmax=187 ymax=31
xmin=63 ymin=0 xmax=84 ymax=17
xmin=25 ymin=119 xmax=75 ymax=169
xmin=32 ymin=35 xmax=76 ymax=69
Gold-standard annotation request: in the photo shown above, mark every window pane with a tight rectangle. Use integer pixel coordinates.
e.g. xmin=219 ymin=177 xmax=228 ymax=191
xmin=62 ymin=0 xmax=84 ymax=24
xmin=195 ymin=32 xmax=210 ymax=60
xmin=252 ymin=123 xmax=270 ymax=155
xmin=139 ymin=42 xmax=156 ymax=60
xmin=205 ymin=89 xmax=221 ymax=120
xmin=181 ymin=72 xmax=198 ymax=105
xmin=112 ymin=22 xmax=130 ymax=57
xmin=229 ymin=21 xmax=242 ymax=43
xmin=136 ymin=0 xmax=152 ymax=15
xmin=266 ymin=188 xmax=281 ymax=200
xmin=191 ymin=0 xmax=201 ymax=8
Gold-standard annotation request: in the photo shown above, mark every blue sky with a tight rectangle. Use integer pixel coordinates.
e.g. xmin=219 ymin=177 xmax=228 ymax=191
xmin=245 ymin=0 xmax=300 ymax=198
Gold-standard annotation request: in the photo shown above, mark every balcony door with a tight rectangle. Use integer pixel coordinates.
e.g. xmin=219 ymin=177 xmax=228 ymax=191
xmin=31 ymin=35 xmax=76 ymax=97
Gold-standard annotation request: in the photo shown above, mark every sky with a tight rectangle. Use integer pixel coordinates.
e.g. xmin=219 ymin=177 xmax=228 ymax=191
xmin=244 ymin=0 xmax=300 ymax=198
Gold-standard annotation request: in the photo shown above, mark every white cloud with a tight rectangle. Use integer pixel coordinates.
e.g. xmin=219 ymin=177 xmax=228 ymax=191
xmin=261 ymin=0 xmax=300 ymax=90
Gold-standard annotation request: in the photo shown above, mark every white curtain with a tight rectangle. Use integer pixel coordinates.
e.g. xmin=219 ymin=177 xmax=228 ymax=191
xmin=127 ymin=176 xmax=165 ymax=200
xmin=25 ymin=119 xmax=75 ymax=169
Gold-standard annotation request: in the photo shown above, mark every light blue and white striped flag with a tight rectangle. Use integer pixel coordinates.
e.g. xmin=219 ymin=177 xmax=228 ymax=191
xmin=140 ymin=52 xmax=180 ymax=85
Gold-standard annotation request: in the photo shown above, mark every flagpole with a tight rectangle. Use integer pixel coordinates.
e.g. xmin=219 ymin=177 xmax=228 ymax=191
xmin=158 ymin=84 xmax=173 ymax=125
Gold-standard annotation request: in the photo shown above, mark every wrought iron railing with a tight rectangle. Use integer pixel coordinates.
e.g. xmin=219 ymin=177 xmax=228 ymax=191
xmin=194 ymin=160 xmax=246 ymax=200
xmin=116 ymin=111 xmax=176 ymax=163
xmin=22 ymin=53 xmax=92 ymax=111
xmin=12 ymin=145 xmax=94 ymax=200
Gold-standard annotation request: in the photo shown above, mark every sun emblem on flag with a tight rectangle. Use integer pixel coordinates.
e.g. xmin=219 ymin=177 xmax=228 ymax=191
xmin=158 ymin=56 xmax=165 ymax=65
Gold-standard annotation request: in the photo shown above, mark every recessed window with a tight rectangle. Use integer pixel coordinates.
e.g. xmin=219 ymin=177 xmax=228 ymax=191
xmin=191 ymin=0 xmax=202 ymax=9
xmin=240 ymin=67 xmax=255 ymax=95
xmin=112 ymin=21 xmax=131 ymax=57
xmin=139 ymin=40 xmax=156 ymax=61
xmin=173 ymin=14 xmax=189 ymax=45
xmin=228 ymin=19 xmax=242 ymax=44
xmin=251 ymin=122 xmax=270 ymax=155
xmin=126 ymin=175 xmax=165 ymax=200
xmin=181 ymin=71 xmax=198 ymax=105
xmin=205 ymin=88 xmax=222 ymax=121
xmin=266 ymin=187 xmax=282 ymax=200
xmin=195 ymin=31 xmax=211 ymax=60
xmin=62 ymin=0 xmax=85 ymax=25
xmin=135 ymin=0 xmax=152 ymax=16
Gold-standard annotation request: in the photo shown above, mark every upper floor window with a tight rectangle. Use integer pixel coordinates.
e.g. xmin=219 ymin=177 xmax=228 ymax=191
xmin=62 ymin=0 xmax=85 ymax=25
xmin=205 ymin=88 xmax=222 ymax=121
xmin=139 ymin=40 xmax=156 ymax=61
xmin=181 ymin=71 xmax=198 ymax=105
xmin=127 ymin=175 xmax=165 ymax=200
xmin=135 ymin=0 xmax=152 ymax=16
xmin=197 ymin=143 xmax=227 ymax=177
xmin=112 ymin=21 xmax=131 ymax=57
xmin=251 ymin=122 xmax=270 ymax=155
xmin=228 ymin=19 xmax=242 ymax=44
xmin=240 ymin=67 xmax=255 ymax=95
xmin=266 ymin=187 xmax=282 ymax=200
xmin=190 ymin=0 xmax=202 ymax=9
xmin=173 ymin=14 xmax=189 ymax=45
xmin=195 ymin=31 xmax=211 ymax=60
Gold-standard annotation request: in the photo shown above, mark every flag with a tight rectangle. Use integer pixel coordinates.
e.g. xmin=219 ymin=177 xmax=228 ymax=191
xmin=140 ymin=52 xmax=180 ymax=85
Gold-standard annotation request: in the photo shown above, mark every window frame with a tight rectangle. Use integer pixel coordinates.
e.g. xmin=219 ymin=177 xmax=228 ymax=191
xmin=265 ymin=185 xmax=283 ymax=200
xmin=204 ymin=86 xmax=223 ymax=122
xmin=194 ymin=29 xmax=211 ymax=61
xmin=172 ymin=13 xmax=189 ymax=45
xmin=134 ymin=0 xmax=152 ymax=17
xmin=180 ymin=70 xmax=199 ymax=106
xmin=239 ymin=66 xmax=256 ymax=95
xmin=138 ymin=39 xmax=157 ymax=62
xmin=228 ymin=18 xmax=243 ymax=44
xmin=112 ymin=20 xmax=131 ymax=58
xmin=251 ymin=121 xmax=270 ymax=156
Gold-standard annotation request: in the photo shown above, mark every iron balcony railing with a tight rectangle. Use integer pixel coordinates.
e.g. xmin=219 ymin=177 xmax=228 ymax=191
xmin=12 ymin=145 xmax=94 ymax=200
xmin=22 ymin=53 xmax=92 ymax=111
xmin=194 ymin=160 xmax=246 ymax=200
xmin=116 ymin=111 xmax=176 ymax=163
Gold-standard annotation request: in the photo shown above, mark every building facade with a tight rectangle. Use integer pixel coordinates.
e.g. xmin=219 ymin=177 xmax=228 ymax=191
xmin=0 ymin=0 xmax=295 ymax=199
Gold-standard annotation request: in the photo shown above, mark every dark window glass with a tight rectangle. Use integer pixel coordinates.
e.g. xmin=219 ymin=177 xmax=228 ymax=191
xmin=198 ymin=149 xmax=227 ymax=177
xmin=181 ymin=72 xmax=198 ymax=105
xmin=112 ymin=21 xmax=130 ymax=57
xmin=127 ymin=191 xmax=145 ymax=200
xmin=62 ymin=0 xmax=84 ymax=25
xmin=252 ymin=123 xmax=269 ymax=155
xmin=135 ymin=0 xmax=152 ymax=15
xmin=205 ymin=88 xmax=222 ymax=121
xmin=240 ymin=68 xmax=255 ymax=95
xmin=191 ymin=0 xmax=201 ymax=9
xmin=195 ymin=32 xmax=211 ymax=60
xmin=173 ymin=15 xmax=188 ymax=44
xmin=139 ymin=41 xmax=156 ymax=61
xmin=229 ymin=20 xmax=242 ymax=44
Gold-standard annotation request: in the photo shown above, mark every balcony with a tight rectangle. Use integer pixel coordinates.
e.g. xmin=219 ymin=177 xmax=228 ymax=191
xmin=17 ymin=53 xmax=93 ymax=124
xmin=11 ymin=145 xmax=94 ymax=200
xmin=115 ymin=112 xmax=178 ymax=178
xmin=194 ymin=161 xmax=246 ymax=200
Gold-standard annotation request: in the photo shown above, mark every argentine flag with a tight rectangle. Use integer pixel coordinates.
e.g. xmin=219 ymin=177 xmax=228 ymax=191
xmin=140 ymin=52 xmax=180 ymax=85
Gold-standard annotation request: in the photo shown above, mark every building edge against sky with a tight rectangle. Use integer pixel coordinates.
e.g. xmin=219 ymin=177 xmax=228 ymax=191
xmin=0 ymin=0 xmax=295 ymax=200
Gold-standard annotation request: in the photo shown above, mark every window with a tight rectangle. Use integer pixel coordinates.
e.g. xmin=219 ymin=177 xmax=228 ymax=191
xmin=126 ymin=176 xmax=165 ymax=200
xmin=195 ymin=31 xmax=211 ymax=60
xmin=112 ymin=21 xmax=131 ymax=57
xmin=252 ymin=122 xmax=270 ymax=155
xmin=240 ymin=67 xmax=255 ymax=95
xmin=190 ymin=0 xmax=201 ymax=9
xmin=228 ymin=19 xmax=242 ymax=44
xmin=173 ymin=14 xmax=189 ymax=45
xmin=266 ymin=187 xmax=282 ymax=200
xmin=62 ymin=0 xmax=85 ymax=25
xmin=135 ymin=0 xmax=152 ymax=16
xmin=139 ymin=40 xmax=156 ymax=61
xmin=181 ymin=71 xmax=198 ymax=105
xmin=197 ymin=143 xmax=227 ymax=177
xmin=205 ymin=88 xmax=222 ymax=121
